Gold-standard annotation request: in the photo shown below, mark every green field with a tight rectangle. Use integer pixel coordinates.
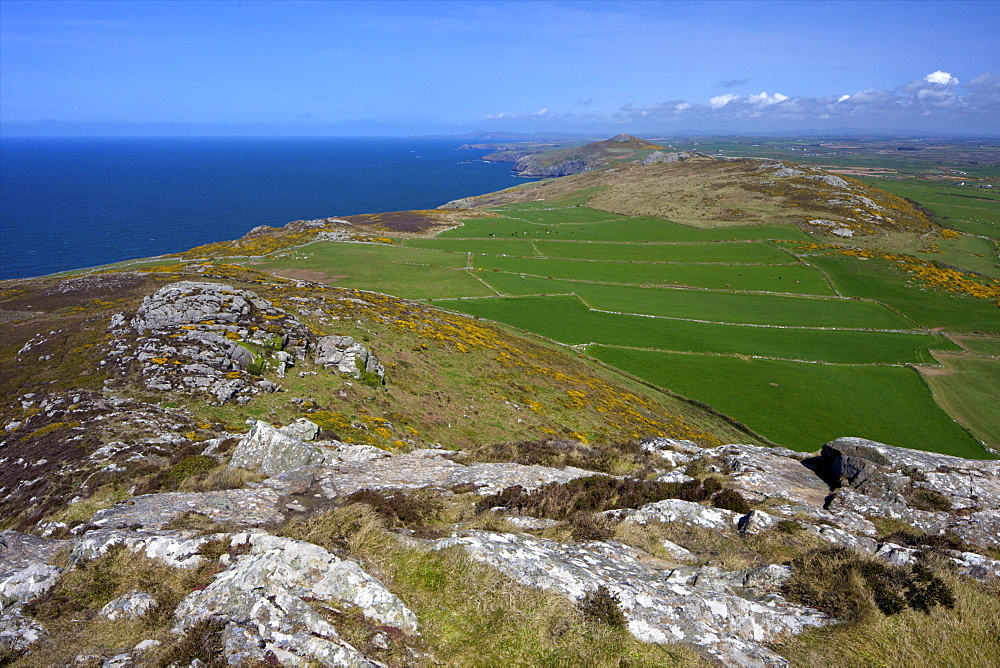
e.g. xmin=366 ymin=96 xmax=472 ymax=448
xmin=954 ymin=336 xmax=1000 ymax=357
xmin=489 ymin=206 xmax=628 ymax=224
xmin=249 ymin=167 xmax=997 ymax=458
xmin=403 ymin=238 xmax=540 ymax=256
xmin=590 ymin=346 xmax=987 ymax=456
xmin=808 ymin=254 xmax=1000 ymax=332
xmin=861 ymin=178 xmax=1000 ymax=239
xmin=922 ymin=354 xmax=1000 ymax=448
xmin=532 ymin=240 xmax=795 ymax=264
xmin=476 ymin=275 xmax=915 ymax=329
xmin=252 ymin=242 xmax=492 ymax=299
xmin=441 ymin=295 xmax=956 ymax=364
xmin=441 ymin=214 xmax=810 ymax=242
xmin=474 ymin=255 xmax=834 ymax=294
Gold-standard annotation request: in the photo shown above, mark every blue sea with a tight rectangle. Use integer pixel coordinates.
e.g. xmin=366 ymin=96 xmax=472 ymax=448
xmin=0 ymin=137 xmax=527 ymax=280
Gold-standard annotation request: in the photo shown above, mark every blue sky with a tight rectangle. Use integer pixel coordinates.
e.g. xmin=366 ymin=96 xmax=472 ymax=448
xmin=2 ymin=0 xmax=998 ymax=136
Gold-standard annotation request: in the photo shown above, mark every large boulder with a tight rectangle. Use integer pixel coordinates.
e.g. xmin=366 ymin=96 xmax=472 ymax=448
xmin=228 ymin=419 xmax=388 ymax=477
xmin=314 ymin=335 xmax=385 ymax=381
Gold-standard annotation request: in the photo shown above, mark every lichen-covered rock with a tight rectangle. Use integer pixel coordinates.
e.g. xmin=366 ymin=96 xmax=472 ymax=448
xmin=640 ymin=151 xmax=695 ymax=165
xmin=99 ymin=590 xmax=158 ymax=621
xmin=436 ymin=531 xmax=827 ymax=667
xmin=70 ymin=529 xmax=219 ymax=569
xmin=0 ymin=562 xmax=63 ymax=608
xmin=314 ymin=335 xmax=385 ymax=381
xmin=108 ymin=281 xmax=313 ymax=405
xmin=822 ymin=437 xmax=1000 ymax=549
xmin=316 ymin=451 xmax=596 ymax=497
xmin=172 ymin=533 xmax=416 ymax=665
xmin=706 ymin=443 xmax=831 ymax=507
xmin=88 ymin=487 xmax=285 ymax=531
xmin=228 ymin=420 xmax=387 ymax=477
xmin=0 ymin=608 xmax=48 ymax=655
xmin=622 ymin=498 xmax=743 ymax=532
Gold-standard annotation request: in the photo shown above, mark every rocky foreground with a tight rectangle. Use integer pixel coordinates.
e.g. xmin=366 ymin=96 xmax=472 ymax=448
xmin=2 ymin=415 xmax=998 ymax=665
xmin=1 ymin=278 xmax=998 ymax=666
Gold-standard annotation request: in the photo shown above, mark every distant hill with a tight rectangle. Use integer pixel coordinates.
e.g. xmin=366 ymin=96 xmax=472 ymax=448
xmin=509 ymin=133 xmax=665 ymax=177
xmin=447 ymin=155 xmax=938 ymax=239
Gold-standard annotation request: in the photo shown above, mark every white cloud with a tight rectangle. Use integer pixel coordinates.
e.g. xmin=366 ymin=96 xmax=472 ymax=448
xmin=925 ymin=70 xmax=958 ymax=85
xmin=708 ymin=94 xmax=739 ymax=109
xmin=747 ymin=92 xmax=788 ymax=106
xmin=837 ymin=94 xmax=851 ymax=102
xmin=485 ymin=107 xmax=549 ymax=120
xmin=675 ymin=102 xmax=691 ymax=111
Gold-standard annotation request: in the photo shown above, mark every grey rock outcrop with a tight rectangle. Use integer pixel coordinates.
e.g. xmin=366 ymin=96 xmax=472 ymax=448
xmin=822 ymin=436 xmax=1000 ymax=548
xmin=88 ymin=487 xmax=286 ymax=531
xmin=315 ymin=450 xmax=597 ymax=497
xmin=172 ymin=532 xmax=417 ymax=665
xmin=108 ymin=281 xmax=314 ymax=404
xmin=641 ymin=150 xmax=695 ymax=165
xmin=437 ymin=531 xmax=827 ymax=667
xmin=99 ymin=590 xmax=158 ymax=621
xmin=314 ymin=335 xmax=385 ymax=381
xmin=228 ymin=419 xmax=388 ymax=477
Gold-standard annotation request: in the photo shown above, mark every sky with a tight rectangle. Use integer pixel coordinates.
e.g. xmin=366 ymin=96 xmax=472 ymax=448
xmin=2 ymin=0 xmax=998 ymax=136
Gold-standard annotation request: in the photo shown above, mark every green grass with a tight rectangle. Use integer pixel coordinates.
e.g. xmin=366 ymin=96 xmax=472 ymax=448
xmin=532 ymin=240 xmax=795 ymax=264
xmin=488 ymin=205 xmax=628 ymax=224
xmin=473 ymin=255 xmax=834 ymax=294
xmin=440 ymin=295 xmax=957 ymax=364
xmin=861 ymin=178 xmax=1000 ymax=239
xmin=954 ymin=336 xmax=1000 ymax=356
xmin=441 ymin=215 xmax=811 ymax=242
xmin=809 ymin=253 xmax=1000 ymax=332
xmin=477 ymin=275 xmax=914 ymax=329
xmin=934 ymin=234 xmax=999 ymax=279
xmin=252 ymin=242 xmax=494 ymax=299
xmin=589 ymin=347 xmax=991 ymax=457
xmin=403 ymin=238 xmax=540 ymax=256
xmin=922 ymin=353 xmax=1000 ymax=448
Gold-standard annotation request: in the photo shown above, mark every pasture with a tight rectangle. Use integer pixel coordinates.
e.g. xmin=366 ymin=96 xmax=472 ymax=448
xmin=589 ymin=346 xmax=987 ymax=457
xmin=531 ymin=240 xmax=794 ymax=264
xmin=440 ymin=295 xmax=957 ymax=364
xmin=251 ymin=179 xmax=996 ymax=457
xmin=921 ymin=353 xmax=1000 ymax=448
xmin=473 ymin=255 xmax=834 ymax=294
xmin=251 ymin=241 xmax=491 ymax=299
xmin=808 ymin=254 xmax=1000 ymax=332
xmin=475 ymin=275 xmax=915 ymax=329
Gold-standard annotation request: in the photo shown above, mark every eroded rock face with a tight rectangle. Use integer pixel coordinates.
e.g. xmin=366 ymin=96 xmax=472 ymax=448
xmin=172 ymin=532 xmax=417 ymax=665
xmin=823 ymin=437 xmax=1000 ymax=548
xmin=88 ymin=487 xmax=286 ymax=531
xmin=436 ymin=531 xmax=827 ymax=667
xmin=315 ymin=450 xmax=597 ymax=497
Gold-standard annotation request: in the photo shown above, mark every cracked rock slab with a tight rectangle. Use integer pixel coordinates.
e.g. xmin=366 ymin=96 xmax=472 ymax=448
xmin=436 ymin=531 xmax=826 ymax=667
xmin=315 ymin=452 xmax=596 ymax=498
xmin=172 ymin=533 xmax=416 ymax=666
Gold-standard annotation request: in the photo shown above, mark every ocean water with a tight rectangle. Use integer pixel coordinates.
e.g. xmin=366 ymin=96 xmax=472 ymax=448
xmin=0 ymin=137 xmax=527 ymax=280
